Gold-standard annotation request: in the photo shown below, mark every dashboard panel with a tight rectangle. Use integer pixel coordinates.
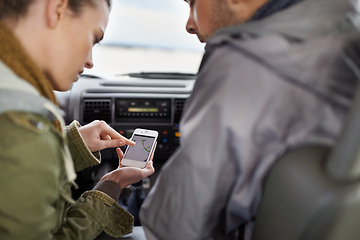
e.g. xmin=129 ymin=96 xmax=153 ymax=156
xmin=56 ymin=73 xmax=196 ymax=162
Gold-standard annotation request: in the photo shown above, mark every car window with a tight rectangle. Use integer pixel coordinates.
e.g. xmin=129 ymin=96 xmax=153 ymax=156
xmin=84 ymin=0 xmax=205 ymax=78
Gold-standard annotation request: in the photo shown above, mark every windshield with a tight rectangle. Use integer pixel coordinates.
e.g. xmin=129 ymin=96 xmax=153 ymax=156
xmin=84 ymin=0 xmax=205 ymax=78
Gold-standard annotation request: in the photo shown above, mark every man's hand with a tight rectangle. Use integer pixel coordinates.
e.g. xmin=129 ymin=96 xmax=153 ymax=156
xmin=78 ymin=120 xmax=135 ymax=152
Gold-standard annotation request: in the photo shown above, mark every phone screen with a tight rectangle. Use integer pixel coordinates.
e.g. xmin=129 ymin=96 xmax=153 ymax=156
xmin=124 ymin=134 xmax=156 ymax=162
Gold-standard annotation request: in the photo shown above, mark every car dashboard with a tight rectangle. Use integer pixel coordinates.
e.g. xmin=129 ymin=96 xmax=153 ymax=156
xmin=56 ymin=73 xmax=195 ymax=165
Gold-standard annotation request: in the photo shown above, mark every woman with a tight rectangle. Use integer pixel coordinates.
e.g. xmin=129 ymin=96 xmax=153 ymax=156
xmin=0 ymin=0 xmax=155 ymax=239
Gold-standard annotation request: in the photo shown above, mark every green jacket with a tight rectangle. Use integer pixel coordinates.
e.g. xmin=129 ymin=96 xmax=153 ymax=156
xmin=0 ymin=61 xmax=133 ymax=239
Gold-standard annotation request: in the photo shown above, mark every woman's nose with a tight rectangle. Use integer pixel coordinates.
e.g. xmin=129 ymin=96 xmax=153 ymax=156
xmin=85 ymin=51 xmax=94 ymax=69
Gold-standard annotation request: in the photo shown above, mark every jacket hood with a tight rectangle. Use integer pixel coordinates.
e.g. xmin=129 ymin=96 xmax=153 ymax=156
xmin=209 ymin=0 xmax=357 ymax=44
xmin=201 ymin=0 xmax=360 ymax=109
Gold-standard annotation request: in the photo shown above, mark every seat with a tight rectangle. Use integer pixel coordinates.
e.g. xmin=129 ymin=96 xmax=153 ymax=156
xmin=252 ymin=74 xmax=360 ymax=239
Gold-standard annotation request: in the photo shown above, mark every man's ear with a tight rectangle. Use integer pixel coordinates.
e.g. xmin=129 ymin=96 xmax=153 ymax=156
xmin=46 ymin=0 xmax=69 ymax=28
xmin=226 ymin=0 xmax=269 ymax=22
xmin=226 ymin=0 xmax=244 ymax=6
xmin=225 ymin=0 xmax=247 ymax=12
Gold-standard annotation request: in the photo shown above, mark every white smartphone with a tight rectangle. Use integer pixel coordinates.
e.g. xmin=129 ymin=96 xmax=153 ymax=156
xmin=122 ymin=128 xmax=158 ymax=168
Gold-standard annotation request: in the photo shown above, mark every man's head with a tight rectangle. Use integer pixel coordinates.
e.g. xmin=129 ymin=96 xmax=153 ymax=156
xmin=184 ymin=0 xmax=270 ymax=42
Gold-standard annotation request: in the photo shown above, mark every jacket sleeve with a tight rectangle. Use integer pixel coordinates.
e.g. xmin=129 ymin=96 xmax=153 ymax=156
xmin=140 ymin=112 xmax=238 ymax=240
xmin=55 ymin=190 xmax=134 ymax=239
xmin=0 ymin=112 xmax=133 ymax=240
xmin=65 ymin=120 xmax=101 ymax=172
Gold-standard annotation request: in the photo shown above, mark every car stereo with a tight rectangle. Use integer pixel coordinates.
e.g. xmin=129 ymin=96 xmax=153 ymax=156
xmin=115 ymin=98 xmax=171 ymax=122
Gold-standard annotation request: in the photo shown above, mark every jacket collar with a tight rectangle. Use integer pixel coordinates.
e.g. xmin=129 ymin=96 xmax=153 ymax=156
xmin=250 ymin=0 xmax=305 ymax=21
xmin=208 ymin=0 xmax=356 ymax=46
xmin=0 ymin=60 xmax=39 ymax=96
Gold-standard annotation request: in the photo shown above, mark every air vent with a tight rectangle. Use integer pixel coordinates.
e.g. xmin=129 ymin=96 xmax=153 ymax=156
xmin=83 ymin=99 xmax=111 ymax=123
xmin=174 ymin=99 xmax=186 ymax=123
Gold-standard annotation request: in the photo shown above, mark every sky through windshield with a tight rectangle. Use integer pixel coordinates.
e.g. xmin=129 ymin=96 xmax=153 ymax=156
xmin=102 ymin=0 xmax=204 ymax=51
xmin=84 ymin=0 xmax=204 ymax=77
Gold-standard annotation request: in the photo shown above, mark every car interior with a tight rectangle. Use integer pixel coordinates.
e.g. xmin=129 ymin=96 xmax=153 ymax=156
xmin=53 ymin=0 xmax=360 ymax=239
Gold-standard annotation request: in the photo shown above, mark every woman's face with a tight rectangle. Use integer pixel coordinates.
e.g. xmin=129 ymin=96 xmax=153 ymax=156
xmin=45 ymin=1 xmax=109 ymax=91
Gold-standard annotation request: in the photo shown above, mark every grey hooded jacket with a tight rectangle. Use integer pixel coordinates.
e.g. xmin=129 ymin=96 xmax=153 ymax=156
xmin=140 ymin=0 xmax=360 ymax=239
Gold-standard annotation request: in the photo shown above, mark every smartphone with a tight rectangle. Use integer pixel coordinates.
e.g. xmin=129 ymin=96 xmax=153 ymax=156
xmin=122 ymin=128 xmax=158 ymax=168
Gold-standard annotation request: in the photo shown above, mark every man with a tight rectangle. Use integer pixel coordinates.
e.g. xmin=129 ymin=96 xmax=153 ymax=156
xmin=141 ymin=0 xmax=359 ymax=239
xmin=184 ymin=0 xmax=304 ymax=43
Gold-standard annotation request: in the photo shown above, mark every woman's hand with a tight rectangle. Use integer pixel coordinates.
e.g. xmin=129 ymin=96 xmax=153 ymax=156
xmin=78 ymin=120 xmax=135 ymax=152
xmin=100 ymin=148 xmax=155 ymax=190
